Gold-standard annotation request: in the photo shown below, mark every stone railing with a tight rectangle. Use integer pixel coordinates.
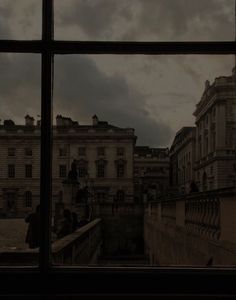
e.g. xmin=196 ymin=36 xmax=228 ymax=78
xmin=0 ymin=219 xmax=102 ymax=266
xmin=146 ymin=187 xmax=236 ymax=243
xmin=144 ymin=187 xmax=236 ymax=265
xmin=52 ymin=218 xmax=102 ymax=265
xmin=185 ymin=193 xmax=220 ymax=240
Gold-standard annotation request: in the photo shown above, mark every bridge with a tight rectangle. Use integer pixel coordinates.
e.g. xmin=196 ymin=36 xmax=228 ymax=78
xmin=0 ymin=187 xmax=235 ymax=266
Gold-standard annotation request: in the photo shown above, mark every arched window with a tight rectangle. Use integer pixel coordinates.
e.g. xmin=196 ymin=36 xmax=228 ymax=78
xmin=96 ymin=159 xmax=107 ymax=178
xmin=25 ymin=191 xmax=32 ymax=208
xmin=115 ymin=159 xmax=126 ymax=178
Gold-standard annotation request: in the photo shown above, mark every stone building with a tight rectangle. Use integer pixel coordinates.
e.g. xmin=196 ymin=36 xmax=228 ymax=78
xmin=193 ymin=68 xmax=236 ymax=191
xmin=169 ymin=127 xmax=196 ymax=195
xmin=134 ymin=146 xmax=169 ymax=202
xmin=0 ymin=114 xmax=136 ymax=217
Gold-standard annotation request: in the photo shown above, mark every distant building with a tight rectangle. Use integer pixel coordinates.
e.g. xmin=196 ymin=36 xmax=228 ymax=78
xmin=193 ymin=68 xmax=236 ymax=191
xmin=169 ymin=127 xmax=196 ymax=195
xmin=134 ymin=146 xmax=169 ymax=202
xmin=0 ymin=115 xmax=136 ymax=217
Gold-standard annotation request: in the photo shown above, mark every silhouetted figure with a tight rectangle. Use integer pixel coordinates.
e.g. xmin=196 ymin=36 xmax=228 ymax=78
xmin=57 ymin=209 xmax=72 ymax=238
xmin=72 ymin=212 xmax=79 ymax=232
xmin=190 ymin=180 xmax=199 ymax=193
xmin=206 ymin=257 xmax=213 ymax=267
xmin=68 ymin=159 xmax=78 ymax=181
xmin=25 ymin=204 xmax=40 ymax=249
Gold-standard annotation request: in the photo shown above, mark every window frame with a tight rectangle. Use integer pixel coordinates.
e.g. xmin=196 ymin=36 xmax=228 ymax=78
xmin=0 ymin=0 xmax=236 ymax=297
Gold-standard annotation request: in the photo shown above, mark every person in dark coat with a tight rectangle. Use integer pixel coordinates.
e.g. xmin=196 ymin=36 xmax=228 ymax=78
xmin=25 ymin=204 xmax=40 ymax=249
xmin=57 ymin=209 xmax=72 ymax=238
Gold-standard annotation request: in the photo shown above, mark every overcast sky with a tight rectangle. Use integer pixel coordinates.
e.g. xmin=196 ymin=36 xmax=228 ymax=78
xmin=0 ymin=0 xmax=235 ymax=147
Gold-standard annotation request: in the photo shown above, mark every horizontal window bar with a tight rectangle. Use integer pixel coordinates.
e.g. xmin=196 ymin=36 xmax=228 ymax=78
xmin=0 ymin=41 xmax=235 ymax=55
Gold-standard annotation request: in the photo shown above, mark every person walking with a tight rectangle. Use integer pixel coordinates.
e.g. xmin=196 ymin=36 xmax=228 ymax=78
xmin=25 ymin=204 xmax=40 ymax=249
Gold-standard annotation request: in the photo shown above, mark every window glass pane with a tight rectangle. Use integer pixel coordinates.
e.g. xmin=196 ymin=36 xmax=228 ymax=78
xmin=52 ymin=54 xmax=236 ymax=267
xmin=0 ymin=54 xmax=41 ymax=266
xmin=0 ymin=0 xmax=41 ymax=39
xmin=55 ymin=0 xmax=235 ymax=41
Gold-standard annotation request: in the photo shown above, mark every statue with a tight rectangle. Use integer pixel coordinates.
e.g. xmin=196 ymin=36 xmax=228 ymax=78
xmin=68 ymin=159 xmax=78 ymax=182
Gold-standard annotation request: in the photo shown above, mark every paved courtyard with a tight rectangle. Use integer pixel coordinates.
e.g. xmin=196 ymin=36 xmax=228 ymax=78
xmin=0 ymin=219 xmax=28 ymax=250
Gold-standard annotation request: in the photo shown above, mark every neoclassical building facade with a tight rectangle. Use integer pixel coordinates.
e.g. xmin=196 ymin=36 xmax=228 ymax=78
xmin=0 ymin=114 xmax=136 ymax=217
xmin=169 ymin=68 xmax=236 ymax=194
xmin=193 ymin=68 xmax=236 ymax=191
xmin=134 ymin=146 xmax=169 ymax=202
xmin=169 ymin=127 xmax=196 ymax=194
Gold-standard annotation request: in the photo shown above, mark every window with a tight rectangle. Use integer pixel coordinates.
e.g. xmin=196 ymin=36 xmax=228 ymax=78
xmin=25 ymin=191 xmax=32 ymax=207
xmin=25 ymin=147 xmax=32 ymax=156
xmin=8 ymin=164 xmax=15 ymax=178
xmin=59 ymin=165 xmax=67 ymax=178
xmin=0 ymin=0 xmax=235 ymax=297
xmin=96 ymin=160 xmax=106 ymax=178
xmin=78 ymin=147 xmax=86 ymax=156
xmin=116 ymin=162 xmax=125 ymax=178
xmin=25 ymin=165 xmax=32 ymax=178
xmin=8 ymin=148 xmax=15 ymax=156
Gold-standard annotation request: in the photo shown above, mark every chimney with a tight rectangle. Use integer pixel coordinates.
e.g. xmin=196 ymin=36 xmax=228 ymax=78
xmin=25 ymin=115 xmax=34 ymax=126
xmin=56 ymin=115 xmax=63 ymax=126
xmin=92 ymin=115 xmax=98 ymax=126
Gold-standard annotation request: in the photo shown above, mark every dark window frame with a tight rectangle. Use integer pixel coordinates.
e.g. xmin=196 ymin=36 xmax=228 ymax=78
xmin=8 ymin=164 xmax=15 ymax=178
xmin=59 ymin=164 xmax=67 ymax=178
xmin=25 ymin=191 xmax=32 ymax=208
xmin=0 ymin=0 xmax=236 ymax=297
xmin=25 ymin=164 xmax=33 ymax=178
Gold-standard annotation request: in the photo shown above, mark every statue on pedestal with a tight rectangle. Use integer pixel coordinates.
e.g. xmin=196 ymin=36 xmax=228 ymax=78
xmin=68 ymin=159 xmax=78 ymax=182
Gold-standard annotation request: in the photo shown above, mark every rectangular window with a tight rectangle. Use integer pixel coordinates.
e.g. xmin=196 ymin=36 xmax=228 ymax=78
xmin=8 ymin=148 xmax=15 ymax=156
xmin=97 ymin=164 xmax=105 ymax=178
xmin=59 ymin=165 xmax=67 ymax=178
xmin=25 ymin=164 xmax=32 ymax=178
xmin=25 ymin=191 xmax=32 ymax=208
xmin=8 ymin=164 xmax=15 ymax=178
xmin=117 ymin=164 xmax=125 ymax=178
xmin=0 ymin=1 xmax=235 ymax=296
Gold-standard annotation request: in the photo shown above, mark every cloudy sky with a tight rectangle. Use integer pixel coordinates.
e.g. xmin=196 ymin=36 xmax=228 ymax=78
xmin=0 ymin=0 xmax=235 ymax=147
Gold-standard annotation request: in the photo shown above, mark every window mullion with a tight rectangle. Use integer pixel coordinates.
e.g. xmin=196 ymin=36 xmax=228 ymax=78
xmin=40 ymin=0 xmax=54 ymax=272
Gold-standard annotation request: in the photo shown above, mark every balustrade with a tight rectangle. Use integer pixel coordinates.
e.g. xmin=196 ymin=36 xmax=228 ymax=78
xmin=145 ymin=187 xmax=235 ymax=242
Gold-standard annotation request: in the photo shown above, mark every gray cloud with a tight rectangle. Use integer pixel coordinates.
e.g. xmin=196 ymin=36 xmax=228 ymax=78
xmin=0 ymin=54 xmax=41 ymax=122
xmin=54 ymin=55 xmax=174 ymax=147
xmin=55 ymin=0 xmax=234 ymax=41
